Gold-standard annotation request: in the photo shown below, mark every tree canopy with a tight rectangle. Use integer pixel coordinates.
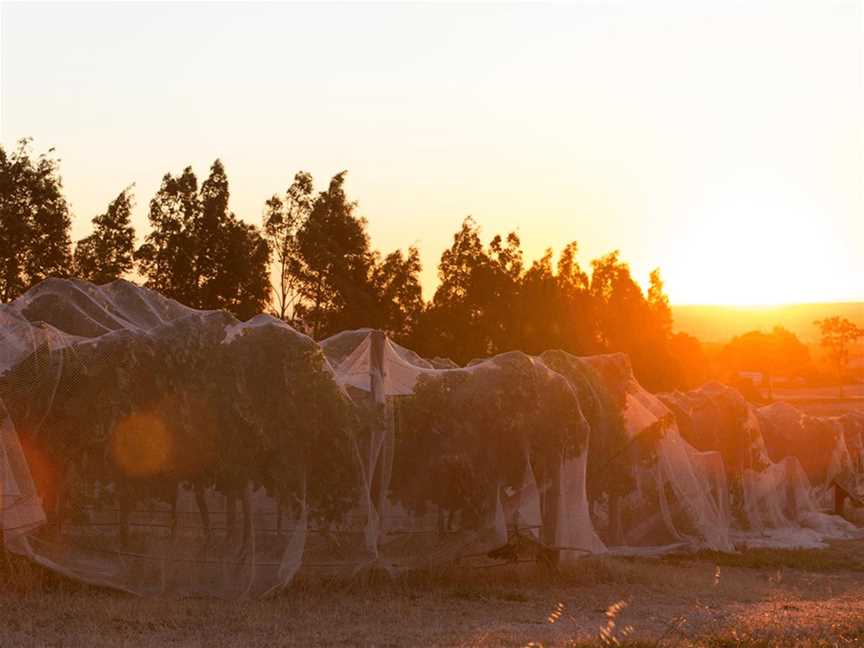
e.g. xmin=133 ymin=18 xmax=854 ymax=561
xmin=0 ymin=139 xmax=736 ymax=392
xmin=0 ymin=139 xmax=72 ymax=301
xmin=262 ymin=171 xmax=314 ymax=322
xmin=74 ymin=187 xmax=136 ymax=284
xmin=718 ymin=326 xmax=811 ymax=396
xmin=135 ymin=160 xmax=270 ymax=319
xmin=815 ymin=316 xmax=864 ymax=383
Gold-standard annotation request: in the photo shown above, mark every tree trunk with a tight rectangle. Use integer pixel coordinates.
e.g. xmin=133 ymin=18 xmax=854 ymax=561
xmin=540 ymin=459 xmax=561 ymax=570
xmin=170 ymin=485 xmax=179 ymax=541
xmin=240 ymin=482 xmax=253 ymax=556
xmin=194 ymin=484 xmax=211 ymax=540
xmin=608 ymin=493 xmax=621 ymax=546
xmin=118 ymin=490 xmax=132 ymax=548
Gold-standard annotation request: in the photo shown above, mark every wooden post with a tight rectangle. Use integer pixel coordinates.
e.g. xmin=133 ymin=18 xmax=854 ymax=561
xmin=834 ymin=482 xmax=847 ymax=516
xmin=540 ymin=458 xmax=562 ymax=570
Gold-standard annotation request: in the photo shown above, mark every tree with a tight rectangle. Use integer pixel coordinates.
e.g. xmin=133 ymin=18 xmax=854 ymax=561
xmin=668 ymin=332 xmax=709 ymax=389
xmin=719 ymin=326 xmax=811 ymax=398
xmin=370 ymin=246 xmax=424 ymax=342
xmin=418 ymin=221 xmax=610 ymax=365
xmin=589 ymin=252 xmax=676 ymax=390
xmin=293 ymin=171 xmax=378 ymax=338
xmin=484 ymin=231 xmax=525 ymax=353
xmin=517 ymin=242 xmax=598 ymax=355
xmin=135 ymin=160 xmax=270 ymax=319
xmin=262 ymin=171 xmax=314 ymax=322
xmin=0 ymin=139 xmax=72 ymax=301
xmin=74 ymin=187 xmax=136 ymax=283
xmin=135 ymin=166 xmax=199 ymax=305
xmin=815 ymin=316 xmax=864 ymax=387
xmin=416 ymin=217 xmax=506 ymax=363
xmin=646 ymin=268 xmax=672 ymax=338
xmin=265 ymin=169 xmax=425 ymax=340
xmin=590 ymin=251 xmax=645 ymax=351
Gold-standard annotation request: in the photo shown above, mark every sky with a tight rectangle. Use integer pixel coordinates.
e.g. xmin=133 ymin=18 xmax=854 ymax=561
xmin=1 ymin=1 xmax=862 ymax=305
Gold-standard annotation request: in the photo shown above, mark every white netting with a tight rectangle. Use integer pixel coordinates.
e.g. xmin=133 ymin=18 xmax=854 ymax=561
xmin=660 ymin=383 xmax=860 ymax=549
xmin=0 ymin=278 xmax=861 ymax=596
xmin=321 ymin=331 xmax=605 ymax=568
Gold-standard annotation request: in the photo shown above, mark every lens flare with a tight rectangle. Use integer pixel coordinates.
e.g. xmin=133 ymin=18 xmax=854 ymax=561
xmin=111 ymin=412 xmax=173 ymax=477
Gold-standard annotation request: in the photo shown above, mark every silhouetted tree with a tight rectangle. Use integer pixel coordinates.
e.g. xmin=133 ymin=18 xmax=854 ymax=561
xmin=815 ymin=316 xmax=864 ymax=386
xmin=590 ymin=252 xmax=675 ymax=390
xmin=135 ymin=160 xmax=270 ymax=319
xmin=647 ymin=268 xmax=673 ymax=338
xmin=668 ymin=332 xmax=709 ymax=389
xmin=262 ymin=171 xmax=314 ymax=322
xmin=371 ymin=246 xmax=424 ymax=342
xmin=293 ymin=171 xmax=378 ymax=338
xmin=416 ymin=217 xmax=501 ymax=362
xmin=485 ymin=231 xmax=525 ymax=353
xmin=135 ymin=166 xmax=199 ymax=305
xmin=519 ymin=249 xmax=560 ymax=350
xmin=0 ymin=139 xmax=72 ymax=301
xmin=518 ymin=242 xmax=598 ymax=355
xmin=719 ymin=326 xmax=811 ymax=398
xmin=421 ymin=222 xmax=679 ymax=369
xmin=590 ymin=251 xmax=644 ymax=350
xmin=74 ymin=187 xmax=136 ymax=283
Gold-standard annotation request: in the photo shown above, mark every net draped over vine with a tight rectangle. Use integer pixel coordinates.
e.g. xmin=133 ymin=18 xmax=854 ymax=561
xmin=659 ymin=384 xmax=859 ymax=548
xmin=0 ymin=279 xmax=861 ymax=597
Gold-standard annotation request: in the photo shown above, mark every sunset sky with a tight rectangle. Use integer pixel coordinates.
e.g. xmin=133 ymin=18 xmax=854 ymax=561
xmin=2 ymin=2 xmax=862 ymax=305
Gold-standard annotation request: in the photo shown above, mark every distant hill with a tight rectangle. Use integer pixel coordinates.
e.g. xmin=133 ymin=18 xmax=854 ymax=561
xmin=671 ymin=303 xmax=864 ymax=343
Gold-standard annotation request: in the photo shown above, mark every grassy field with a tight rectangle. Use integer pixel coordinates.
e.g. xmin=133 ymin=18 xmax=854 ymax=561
xmin=3 ymin=541 xmax=864 ymax=647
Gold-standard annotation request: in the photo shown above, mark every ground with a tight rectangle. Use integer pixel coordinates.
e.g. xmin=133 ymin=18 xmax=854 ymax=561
xmin=764 ymin=384 xmax=864 ymax=417
xmin=3 ymin=541 xmax=864 ymax=647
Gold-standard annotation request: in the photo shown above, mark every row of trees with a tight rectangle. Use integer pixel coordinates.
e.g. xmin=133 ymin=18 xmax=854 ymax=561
xmin=707 ymin=318 xmax=864 ymax=398
xmin=0 ymin=139 xmax=781 ymax=391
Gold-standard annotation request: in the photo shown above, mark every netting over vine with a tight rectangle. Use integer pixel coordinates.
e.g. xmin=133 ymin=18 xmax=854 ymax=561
xmin=0 ymin=279 xmax=861 ymax=597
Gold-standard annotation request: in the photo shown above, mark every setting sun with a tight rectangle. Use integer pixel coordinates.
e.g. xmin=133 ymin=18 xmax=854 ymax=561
xmin=664 ymin=171 xmax=858 ymax=306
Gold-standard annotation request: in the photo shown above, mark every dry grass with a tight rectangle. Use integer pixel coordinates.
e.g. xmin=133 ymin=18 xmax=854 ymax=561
xmin=3 ymin=542 xmax=864 ymax=646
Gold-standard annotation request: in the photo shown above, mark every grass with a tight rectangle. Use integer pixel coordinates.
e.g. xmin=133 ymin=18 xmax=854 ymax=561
xmin=3 ymin=542 xmax=864 ymax=646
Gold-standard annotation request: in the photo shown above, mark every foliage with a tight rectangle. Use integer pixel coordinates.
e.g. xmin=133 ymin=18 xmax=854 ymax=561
xmin=262 ymin=171 xmax=314 ymax=322
xmin=280 ymin=171 xmax=424 ymax=342
xmin=0 ymin=137 xmax=702 ymax=393
xmin=517 ymin=242 xmax=599 ymax=356
xmin=370 ymin=246 xmax=424 ymax=342
xmin=0 ymin=312 xmax=358 ymax=527
xmin=392 ymin=352 xmax=587 ymax=528
xmin=135 ymin=160 xmax=271 ymax=319
xmin=413 ymin=217 xmax=495 ymax=362
xmin=668 ymin=332 xmax=709 ymax=389
xmin=661 ymin=384 xmax=769 ymax=480
xmin=0 ymin=138 xmax=693 ymax=392
xmin=74 ymin=187 xmax=136 ymax=284
xmin=757 ymin=403 xmax=850 ymax=484
xmin=590 ymin=252 xmax=676 ymax=391
xmin=414 ymin=221 xmax=680 ymax=389
xmin=416 ymin=220 xmax=599 ymax=362
xmin=292 ymin=171 xmax=377 ymax=337
xmin=815 ymin=315 xmax=864 ymax=383
xmin=540 ymin=350 xmax=631 ymax=501
xmin=219 ymin=321 xmax=358 ymax=521
xmin=718 ymin=326 xmax=811 ymax=396
xmin=0 ymin=139 xmax=72 ymax=301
